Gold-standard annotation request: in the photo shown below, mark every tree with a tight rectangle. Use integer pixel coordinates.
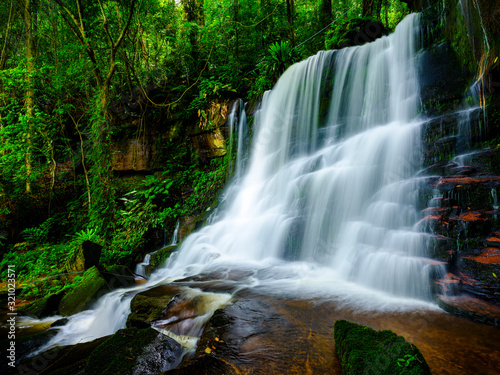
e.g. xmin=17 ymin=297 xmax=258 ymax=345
xmin=53 ymin=0 xmax=137 ymax=236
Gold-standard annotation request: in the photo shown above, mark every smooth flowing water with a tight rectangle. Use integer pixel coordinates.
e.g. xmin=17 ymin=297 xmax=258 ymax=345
xmin=35 ymin=13 xmax=445 ymax=353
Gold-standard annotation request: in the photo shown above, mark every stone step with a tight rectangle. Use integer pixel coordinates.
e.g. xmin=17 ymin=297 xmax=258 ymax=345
xmin=437 ymin=294 xmax=500 ymax=326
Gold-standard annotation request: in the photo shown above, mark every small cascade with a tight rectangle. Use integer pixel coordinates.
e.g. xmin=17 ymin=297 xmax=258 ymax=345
xmin=134 ymin=221 xmax=181 ymax=278
xmin=227 ymin=99 xmax=250 ymax=181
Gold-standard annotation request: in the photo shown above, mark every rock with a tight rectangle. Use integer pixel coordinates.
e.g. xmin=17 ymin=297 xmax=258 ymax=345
xmin=126 ymin=287 xmax=179 ymax=328
xmin=83 ymin=327 xmax=183 ymax=375
xmin=102 ymin=265 xmax=136 ymax=289
xmin=417 ymin=40 xmax=470 ymax=112
xmin=65 ymin=241 xmax=102 ymax=273
xmin=149 ymin=245 xmax=177 ymax=269
xmin=17 ymin=291 xmax=65 ymax=319
xmin=334 ymin=320 xmax=431 ymax=375
xmin=58 ymin=266 xmax=108 ymax=316
xmin=437 ymin=294 xmax=500 ymax=326
xmin=0 ymin=329 xmax=58 ymax=373
xmin=50 ymin=318 xmax=69 ymax=328
xmin=8 ymin=336 xmax=108 ymax=375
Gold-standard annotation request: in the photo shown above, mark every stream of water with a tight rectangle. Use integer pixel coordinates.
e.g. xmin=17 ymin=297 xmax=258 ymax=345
xmin=34 ymin=13 xmax=449 ymax=354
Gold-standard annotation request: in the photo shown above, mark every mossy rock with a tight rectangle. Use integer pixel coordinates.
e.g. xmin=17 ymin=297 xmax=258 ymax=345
xmin=149 ymin=245 xmax=177 ymax=268
xmin=58 ymin=266 xmax=108 ymax=316
xmin=65 ymin=240 xmax=102 ymax=273
xmin=101 ymin=265 xmax=136 ymax=289
xmin=17 ymin=291 xmax=65 ymax=319
xmin=126 ymin=292 xmax=175 ymax=328
xmin=83 ymin=327 xmax=182 ymax=375
xmin=334 ymin=320 xmax=431 ymax=375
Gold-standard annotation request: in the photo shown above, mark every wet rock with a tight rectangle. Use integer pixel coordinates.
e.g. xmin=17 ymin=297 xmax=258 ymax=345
xmin=126 ymin=287 xmax=179 ymax=328
xmin=149 ymin=245 xmax=177 ymax=269
xmin=65 ymin=241 xmax=102 ymax=273
xmin=50 ymin=318 xmax=69 ymax=328
xmin=170 ymin=292 xmax=343 ymax=374
xmin=0 ymin=329 xmax=58 ymax=373
xmin=417 ymin=42 xmax=468 ymax=116
xmin=437 ymin=294 xmax=500 ymax=327
xmin=7 ymin=336 xmax=108 ymax=375
xmin=58 ymin=266 xmax=108 ymax=316
xmin=102 ymin=265 xmax=136 ymax=289
xmin=83 ymin=327 xmax=182 ymax=375
xmin=334 ymin=319 xmax=431 ymax=375
xmin=17 ymin=291 xmax=65 ymax=319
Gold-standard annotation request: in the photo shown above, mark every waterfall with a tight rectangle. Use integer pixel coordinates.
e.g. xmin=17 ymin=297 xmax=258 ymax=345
xmin=37 ymin=13 xmax=441 ymax=352
xmin=159 ymin=13 xmax=434 ymax=298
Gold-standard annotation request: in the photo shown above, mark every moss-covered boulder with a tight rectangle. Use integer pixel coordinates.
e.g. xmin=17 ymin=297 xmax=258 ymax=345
xmin=126 ymin=291 xmax=176 ymax=328
xmin=65 ymin=240 xmax=102 ymax=273
xmin=83 ymin=327 xmax=182 ymax=375
xmin=58 ymin=266 xmax=108 ymax=316
xmin=17 ymin=291 xmax=65 ymax=319
xmin=334 ymin=320 xmax=431 ymax=375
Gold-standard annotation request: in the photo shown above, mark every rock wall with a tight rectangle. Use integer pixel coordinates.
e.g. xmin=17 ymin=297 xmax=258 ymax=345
xmin=418 ymin=1 xmax=500 ymax=323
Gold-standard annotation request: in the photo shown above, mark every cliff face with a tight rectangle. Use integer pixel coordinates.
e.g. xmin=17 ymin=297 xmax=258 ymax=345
xmin=416 ymin=0 xmax=500 ymax=322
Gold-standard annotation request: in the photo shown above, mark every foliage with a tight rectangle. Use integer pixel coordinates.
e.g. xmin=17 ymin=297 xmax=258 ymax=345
xmin=250 ymin=41 xmax=303 ymax=98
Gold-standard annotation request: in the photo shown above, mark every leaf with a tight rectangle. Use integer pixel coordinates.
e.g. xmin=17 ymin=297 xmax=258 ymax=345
xmin=204 ymin=347 xmax=212 ymax=354
xmin=493 ymin=273 xmax=497 ymax=278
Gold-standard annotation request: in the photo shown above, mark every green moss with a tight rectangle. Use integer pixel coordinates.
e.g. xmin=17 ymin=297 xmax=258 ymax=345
xmin=149 ymin=245 xmax=176 ymax=268
xmin=58 ymin=266 xmax=108 ymax=316
xmin=334 ymin=320 xmax=431 ymax=375
xmin=126 ymin=292 xmax=175 ymax=328
xmin=83 ymin=327 xmax=181 ymax=375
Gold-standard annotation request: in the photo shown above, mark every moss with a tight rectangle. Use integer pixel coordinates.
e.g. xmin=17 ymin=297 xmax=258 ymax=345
xmin=17 ymin=291 xmax=65 ymax=318
xmin=149 ymin=245 xmax=176 ymax=268
xmin=58 ymin=266 xmax=108 ymax=316
xmin=334 ymin=320 xmax=431 ymax=375
xmin=126 ymin=292 xmax=175 ymax=328
xmin=83 ymin=327 xmax=181 ymax=375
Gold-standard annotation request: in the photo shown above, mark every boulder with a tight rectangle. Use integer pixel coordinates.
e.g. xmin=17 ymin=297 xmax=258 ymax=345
xmin=65 ymin=241 xmax=102 ymax=273
xmin=58 ymin=266 xmax=108 ymax=316
xmin=101 ymin=265 xmax=136 ymax=289
xmin=7 ymin=336 xmax=108 ymax=375
xmin=126 ymin=287 xmax=178 ymax=328
xmin=0 ymin=329 xmax=58 ymax=373
xmin=334 ymin=320 xmax=431 ymax=375
xmin=83 ymin=327 xmax=182 ymax=375
xmin=17 ymin=291 xmax=65 ymax=319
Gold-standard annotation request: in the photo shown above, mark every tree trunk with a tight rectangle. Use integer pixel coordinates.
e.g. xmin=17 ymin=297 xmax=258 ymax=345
xmin=24 ymin=0 xmax=37 ymax=194
xmin=320 ymin=0 xmax=332 ymax=28
xmin=362 ymin=0 xmax=375 ymax=17
xmin=286 ymin=0 xmax=295 ymax=45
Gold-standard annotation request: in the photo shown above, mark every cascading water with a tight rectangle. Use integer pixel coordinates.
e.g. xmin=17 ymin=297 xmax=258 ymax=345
xmin=35 ymin=13 xmax=443 ymax=353
xmin=135 ymin=221 xmax=180 ymax=278
xmin=159 ymin=12 xmax=435 ymax=298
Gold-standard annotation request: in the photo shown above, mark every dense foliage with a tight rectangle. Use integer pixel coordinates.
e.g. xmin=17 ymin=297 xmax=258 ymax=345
xmin=0 ymin=0 xmax=410 ymax=298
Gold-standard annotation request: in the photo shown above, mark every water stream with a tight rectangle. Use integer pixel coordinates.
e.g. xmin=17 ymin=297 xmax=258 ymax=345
xmin=36 ymin=13 xmax=447 ymax=353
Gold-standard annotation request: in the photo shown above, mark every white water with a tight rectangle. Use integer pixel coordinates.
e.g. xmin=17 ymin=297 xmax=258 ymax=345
xmin=36 ymin=13 xmax=443 ymax=352
xmin=135 ymin=220 xmax=180 ymax=278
